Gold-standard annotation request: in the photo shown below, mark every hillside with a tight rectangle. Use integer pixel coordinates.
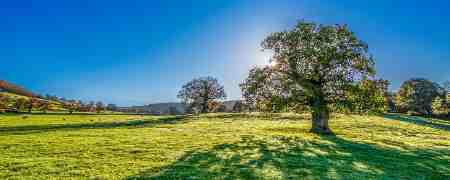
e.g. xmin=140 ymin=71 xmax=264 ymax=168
xmin=0 ymin=113 xmax=448 ymax=179
xmin=0 ymin=80 xmax=35 ymax=97
xmin=120 ymin=100 xmax=241 ymax=114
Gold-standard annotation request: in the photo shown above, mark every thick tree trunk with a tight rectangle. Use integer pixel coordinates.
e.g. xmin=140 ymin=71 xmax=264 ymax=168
xmin=310 ymin=98 xmax=332 ymax=134
xmin=201 ymin=100 xmax=208 ymax=113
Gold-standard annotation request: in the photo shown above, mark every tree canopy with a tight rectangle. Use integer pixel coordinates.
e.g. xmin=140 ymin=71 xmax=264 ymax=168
xmin=396 ymin=78 xmax=445 ymax=115
xmin=178 ymin=76 xmax=226 ymax=113
xmin=243 ymin=21 xmax=377 ymax=133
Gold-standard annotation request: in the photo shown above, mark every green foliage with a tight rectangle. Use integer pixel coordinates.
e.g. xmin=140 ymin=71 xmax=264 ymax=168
xmin=0 ymin=113 xmax=449 ymax=179
xmin=396 ymin=78 xmax=444 ymax=115
xmin=432 ymin=96 xmax=448 ymax=115
xmin=178 ymin=76 xmax=226 ymax=113
xmin=244 ymin=21 xmax=377 ymax=133
xmin=347 ymin=79 xmax=389 ymax=114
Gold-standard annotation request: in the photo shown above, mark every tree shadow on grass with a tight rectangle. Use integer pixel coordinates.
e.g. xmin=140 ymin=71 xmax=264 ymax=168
xmin=202 ymin=113 xmax=309 ymax=121
xmin=383 ymin=113 xmax=450 ymax=132
xmin=128 ymin=133 xmax=450 ymax=179
xmin=0 ymin=116 xmax=189 ymax=136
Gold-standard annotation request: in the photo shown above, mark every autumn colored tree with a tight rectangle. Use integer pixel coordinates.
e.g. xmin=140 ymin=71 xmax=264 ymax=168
xmin=178 ymin=77 xmax=226 ymax=113
xmin=63 ymin=101 xmax=81 ymax=114
xmin=253 ymin=21 xmax=375 ymax=133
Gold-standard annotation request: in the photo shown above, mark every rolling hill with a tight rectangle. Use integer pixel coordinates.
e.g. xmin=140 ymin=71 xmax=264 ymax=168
xmin=0 ymin=80 xmax=35 ymax=97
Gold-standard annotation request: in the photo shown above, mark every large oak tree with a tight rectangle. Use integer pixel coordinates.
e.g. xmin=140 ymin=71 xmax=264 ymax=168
xmin=253 ymin=21 xmax=376 ymax=133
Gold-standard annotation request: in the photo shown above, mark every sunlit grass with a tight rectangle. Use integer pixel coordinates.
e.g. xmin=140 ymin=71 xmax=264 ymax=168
xmin=0 ymin=113 xmax=449 ymax=179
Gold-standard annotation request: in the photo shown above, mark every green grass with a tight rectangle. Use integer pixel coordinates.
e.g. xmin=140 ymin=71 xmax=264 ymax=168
xmin=0 ymin=113 xmax=449 ymax=179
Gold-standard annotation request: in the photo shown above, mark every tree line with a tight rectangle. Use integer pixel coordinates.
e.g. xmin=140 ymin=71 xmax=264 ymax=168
xmin=0 ymin=94 xmax=119 ymax=114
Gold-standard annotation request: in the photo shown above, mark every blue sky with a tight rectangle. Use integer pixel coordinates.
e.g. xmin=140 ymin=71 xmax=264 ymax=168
xmin=1 ymin=0 xmax=449 ymax=106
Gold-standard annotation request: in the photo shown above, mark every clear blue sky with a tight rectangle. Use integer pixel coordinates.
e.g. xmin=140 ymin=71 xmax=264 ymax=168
xmin=1 ymin=0 xmax=449 ymax=106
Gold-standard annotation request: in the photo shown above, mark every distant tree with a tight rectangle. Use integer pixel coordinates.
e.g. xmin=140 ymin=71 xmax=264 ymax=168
xmin=178 ymin=76 xmax=226 ymax=113
xmin=0 ymin=94 xmax=10 ymax=112
xmin=396 ymin=78 xmax=444 ymax=115
xmin=106 ymin=104 xmax=118 ymax=112
xmin=13 ymin=98 xmax=28 ymax=112
xmin=251 ymin=21 xmax=375 ymax=133
xmin=63 ymin=101 xmax=80 ymax=114
xmin=87 ymin=101 xmax=96 ymax=112
xmin=39 ymin=100 xmax=50 ymax=113
xmin=95 ymin=101 xmax=105 ymax=113
xmin=27 ymin=97 xmax=39 ymax=113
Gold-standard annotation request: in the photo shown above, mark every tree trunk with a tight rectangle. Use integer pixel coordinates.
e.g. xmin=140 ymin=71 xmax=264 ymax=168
xmin=310 ymin=98 xmax=332 ymax=134
xmin=201 ymin=100 xmax=208 ymax=113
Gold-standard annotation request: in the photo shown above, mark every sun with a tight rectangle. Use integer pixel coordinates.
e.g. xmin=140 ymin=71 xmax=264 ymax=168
xmin=270 ymin=61 xmax=278 ymax=67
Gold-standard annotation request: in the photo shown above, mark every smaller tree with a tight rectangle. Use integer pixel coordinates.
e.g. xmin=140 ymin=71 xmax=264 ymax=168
xmin=63 ymin=101 xmax=81 ymax=114
xmin=396 ymin=78 xmax=443 ymax=115
xmin=0 ymin=94 xmax=10 ymax=112
xmin=87 ymin=101 xmax=96 ymax=112
xmin=178 ymin=76 xmax=226 ymax=113
xmin=39 ymin=100 xmax=50 ymax=113
xmin=27 ymin=97 xmax=39 ymax=113
xmin=95 ymin=101 xmax=105 ymax=113
xmin=13 ymin=98 xmax=28 ymax=112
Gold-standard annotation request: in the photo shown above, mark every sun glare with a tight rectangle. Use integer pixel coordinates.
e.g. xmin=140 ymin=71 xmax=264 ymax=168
xmin=270 ymin=61 xmax=278 ymax=67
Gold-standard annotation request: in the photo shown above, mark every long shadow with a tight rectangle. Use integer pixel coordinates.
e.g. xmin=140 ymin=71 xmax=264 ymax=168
xmin=202 ymin=113 xmax=309 ymax=121
xmin=383 ymin=113 xmax=450 ymax=132
xmin=128 ymin=134 xmax=450 ymax=179
xmin=0 ymin=116 xmax=188 ymax=136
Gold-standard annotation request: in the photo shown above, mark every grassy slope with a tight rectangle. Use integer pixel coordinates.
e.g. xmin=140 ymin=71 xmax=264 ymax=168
xmin=0 ymin=113 xmax=449 ymax=179
xmin=0 ymin=92 xmax=65 ymax=111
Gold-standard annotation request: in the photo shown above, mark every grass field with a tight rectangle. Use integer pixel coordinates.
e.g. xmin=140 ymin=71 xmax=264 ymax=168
xmin=0 ymin=113 xmax=449 ymax=179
